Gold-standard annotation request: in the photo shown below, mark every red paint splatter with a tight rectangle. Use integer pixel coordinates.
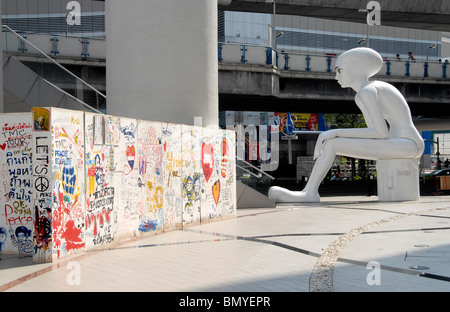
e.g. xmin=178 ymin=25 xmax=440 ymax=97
xmin=62 ymin=220 xmax=84 ymax=252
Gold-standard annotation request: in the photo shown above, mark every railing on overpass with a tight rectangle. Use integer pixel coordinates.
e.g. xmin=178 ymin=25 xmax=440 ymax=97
xmin=218 ymin=42 xmax=449 ymax=80
xmin=2 ymin=28 xmax=106 ymax=61
xmin=2 ymin=25 xmax=106 ymax=113
xmin=2 ymin=29 xmax=447 ymax=81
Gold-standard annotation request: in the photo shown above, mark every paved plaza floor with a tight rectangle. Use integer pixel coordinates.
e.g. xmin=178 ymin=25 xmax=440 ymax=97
xmin=1 ymin=195 xmax=450 ymax=294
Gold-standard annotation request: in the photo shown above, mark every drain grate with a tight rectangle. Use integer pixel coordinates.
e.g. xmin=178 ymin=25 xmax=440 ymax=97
xmin=405 ymin=250 xmax=450 ymax=262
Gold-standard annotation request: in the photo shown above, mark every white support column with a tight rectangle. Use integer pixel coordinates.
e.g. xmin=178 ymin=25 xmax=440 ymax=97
xmin=0 ymin=7 xmax=4 ymax=113
xmin=106 ymin=0 xmax=219 ymax=127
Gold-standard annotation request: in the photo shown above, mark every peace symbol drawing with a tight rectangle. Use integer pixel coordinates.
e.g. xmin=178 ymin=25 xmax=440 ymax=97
xmin=35 ymin=176 xmax=49 ymax=192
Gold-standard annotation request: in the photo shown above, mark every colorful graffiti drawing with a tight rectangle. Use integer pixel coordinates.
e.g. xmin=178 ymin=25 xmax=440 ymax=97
xmin=9 ymin=226 xmax=33 ymax=255
xmin=183 ymin=174 xmax=201 ymax=209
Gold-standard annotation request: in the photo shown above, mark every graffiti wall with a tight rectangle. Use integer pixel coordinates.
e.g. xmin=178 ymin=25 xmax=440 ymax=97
xmin=181 ymin=125 xmax=202 ymax=226
xmin=200 ymin=128 xmax=236 ymax=223
xmin=162 ymin=123 xmax=182 ymax=231
xmin=32 ymin=108 xmax=52 ymax=262
xmin=0 ymin=108 xmax=236 ymax=262
xmin=218 ymin=130 xmax=236 ymax=219
xmin=0 ymin=113 xmax=33 ymax=256
xmin=137 ymin=120 xmax=164 ymax=234
xmin=50 ymin=109 xmax=86 ymax=260
xmin=85 ymin=113 xmax=115 ymax=250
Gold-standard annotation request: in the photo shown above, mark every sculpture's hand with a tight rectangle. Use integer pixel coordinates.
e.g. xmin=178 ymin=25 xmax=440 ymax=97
xmin=313 ymin=131 xmax=338 ymax=160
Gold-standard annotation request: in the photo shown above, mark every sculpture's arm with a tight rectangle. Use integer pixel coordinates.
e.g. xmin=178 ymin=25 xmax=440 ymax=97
xmin=314 ymin=86 xmax=390 ymax=159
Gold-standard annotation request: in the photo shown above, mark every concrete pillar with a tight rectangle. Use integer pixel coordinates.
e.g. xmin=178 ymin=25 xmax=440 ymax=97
xmin=105 ymin=0 xmax=219 ymax=127
xmin=0 ymin=7 xmax=4 ymax=113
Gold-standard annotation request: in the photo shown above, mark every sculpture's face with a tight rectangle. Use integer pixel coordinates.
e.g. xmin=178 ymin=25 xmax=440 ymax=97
xmin=335 ymin=62 xmax=351 ymax=88
xmin=335 ymin=48 xmax=383 ymax=89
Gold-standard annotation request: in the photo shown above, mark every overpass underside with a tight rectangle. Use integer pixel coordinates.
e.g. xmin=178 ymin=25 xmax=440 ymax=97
xmin=218 ymin=66 xmax=450 ymax=118
xmin=221 ymin=0 xmax=450 ymax=31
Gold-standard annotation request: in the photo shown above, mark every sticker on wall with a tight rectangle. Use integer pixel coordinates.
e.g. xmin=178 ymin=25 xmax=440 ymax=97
xmin=126 ymin=145 xmax=135 ymax=170
xmin=32 ymin=108 xmax=50 ymax=131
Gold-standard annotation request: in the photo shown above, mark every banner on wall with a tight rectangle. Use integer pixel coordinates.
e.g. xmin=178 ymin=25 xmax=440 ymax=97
xmin=274 ymin=113 xmax=321 ymax=133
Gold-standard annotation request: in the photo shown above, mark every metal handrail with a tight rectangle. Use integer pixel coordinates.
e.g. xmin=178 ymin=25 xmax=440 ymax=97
xmin=237 ymin=156 xmax=275 ymax=180
xmin=2 ymin=25 xmax=107 ymax=103
xmin=236 ymin=164 xmax=261 ymax=179
xmin=44 ymin=79 xmax=105 ymax=115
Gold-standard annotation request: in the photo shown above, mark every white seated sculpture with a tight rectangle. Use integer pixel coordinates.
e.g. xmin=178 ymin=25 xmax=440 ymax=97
xmin=268 ymin=47 xmax=425 ymax=203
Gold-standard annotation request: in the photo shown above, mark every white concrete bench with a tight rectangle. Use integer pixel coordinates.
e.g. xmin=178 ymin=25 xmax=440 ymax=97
xmin=376 ymin=159 xmax=421 ymax=201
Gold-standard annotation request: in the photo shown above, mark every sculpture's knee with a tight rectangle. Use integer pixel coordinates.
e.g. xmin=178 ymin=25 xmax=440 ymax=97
xmin=322 ymin=140 xmax=338 ymax=156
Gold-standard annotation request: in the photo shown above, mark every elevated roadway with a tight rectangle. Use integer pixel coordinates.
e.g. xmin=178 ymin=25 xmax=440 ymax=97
xmin=218 ymin=43 xmax=450 ymax=120
xmin=220 ymin=0 xmax=450 ymax=31
xmin=4 ymin=29 xmax=450 ymax=126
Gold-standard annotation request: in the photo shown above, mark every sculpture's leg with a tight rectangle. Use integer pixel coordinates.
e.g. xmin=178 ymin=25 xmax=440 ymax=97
xmin=269 ymin=141 xmax=336 ymax=203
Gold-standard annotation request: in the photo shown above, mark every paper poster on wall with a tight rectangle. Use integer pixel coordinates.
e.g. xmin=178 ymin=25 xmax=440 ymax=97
xmin=94 ymin=115 xmax=104 ymax=145
xmin=32 ymin=107 xmax=50 ymax=131
xmin=105 ymin=116 xmax=120 ymax=146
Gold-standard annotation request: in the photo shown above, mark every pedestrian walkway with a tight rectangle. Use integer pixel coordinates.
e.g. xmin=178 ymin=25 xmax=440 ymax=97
xmin=1 ymin=195 xmax=450 ymax=293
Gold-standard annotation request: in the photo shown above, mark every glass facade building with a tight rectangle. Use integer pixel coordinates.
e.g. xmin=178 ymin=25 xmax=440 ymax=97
xmin=1 ymin=0 xmax=105 ymax=37
xmin=1 ymin=2 xmax=443 ymax=60
xmin=222 ymin=11 xmax=443 ymax=61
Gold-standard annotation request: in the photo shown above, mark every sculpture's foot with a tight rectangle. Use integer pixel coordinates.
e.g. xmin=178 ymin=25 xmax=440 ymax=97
xmin=268 ymin=186 xmax=320 ymax=203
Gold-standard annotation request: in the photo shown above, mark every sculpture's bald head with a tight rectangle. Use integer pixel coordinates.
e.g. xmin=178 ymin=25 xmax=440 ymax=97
xmin=336 ymin=48 xmax=383 ymax=78
xmin=335 ymin=48 xmax=383 ymax=90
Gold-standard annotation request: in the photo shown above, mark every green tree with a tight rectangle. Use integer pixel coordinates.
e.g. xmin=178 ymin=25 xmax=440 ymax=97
xmin=323 ymin=113 xmax=368 ymax=180
xmin=323 ymin=113 xmax=366 ymax=129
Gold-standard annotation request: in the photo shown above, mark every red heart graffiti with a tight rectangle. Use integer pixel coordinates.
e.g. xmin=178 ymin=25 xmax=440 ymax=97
xmin=202 ymin=142 xmax=214 ymax=182
xmin=0 ymin=143 xmax=6 ymax=150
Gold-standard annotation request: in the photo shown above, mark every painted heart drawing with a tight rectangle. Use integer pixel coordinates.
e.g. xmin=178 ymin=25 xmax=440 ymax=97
xmin=0 ymin=143 xmax=6 ymax=151
xmin=212 ymin=180 xmax=220 ymax=206
xmin=126 ymin=145 xmax=135 ymax=169
xmin=202 ymin=142 xmax=214 ymax=182
xmin=221 ymin=138 xmax=229 ymax=178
